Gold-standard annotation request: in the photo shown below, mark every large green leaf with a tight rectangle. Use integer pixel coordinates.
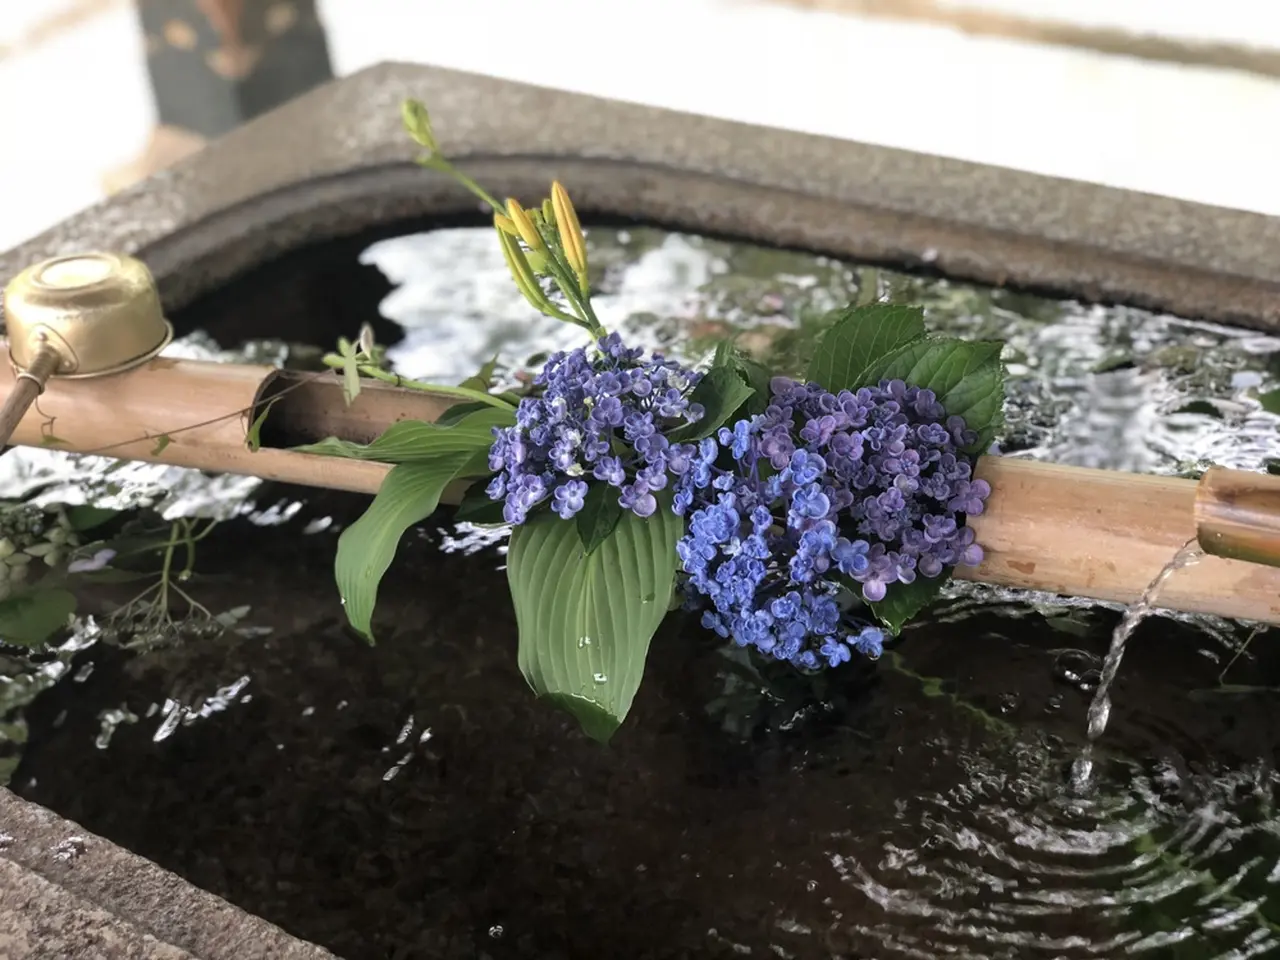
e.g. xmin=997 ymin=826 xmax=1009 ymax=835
xmin=668 ymin=366 xmax=757 ymax=443
xmin=293 ymin=406 xmax=513 ymax=474
xmin=507 ymin=500 xmax=683 ymax=742
xmin=858 ymin=337 xmax=1005 ymax=455
xmin=0 ymin=588 xmax=76 ymax=647
xmin=336 ymin=455 xmax=468 ymax=642
xmin=806 ymin=304 xmax=927 ymax=393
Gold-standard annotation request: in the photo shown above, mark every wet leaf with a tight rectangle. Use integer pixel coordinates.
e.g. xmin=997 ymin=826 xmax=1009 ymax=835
xmin=869 ymin=576 xmax=947 ymax=636
xmin=1258 ymin=388 xmax=1280 ymax=415
xmin=575 ymin=483 xmax=623 ymax=555
xmin=335 ymin=454 xmax=470 ymax=642
xmin=806 ymin=303 xmax=927 ymax=393
xmin=39 ymin=435 xmax=68 ymax=447
xmin=150 ymin=434 xmax=171 ymax=456
xmin=667 ymin=366 xmax=756 ymax=443
xmin=0 ymin=588 xmax=76 ymax=647
xmin=858 ymin=337 xmax=1005 ymax=455
xmin=507 ymin=493 xmax=681 ymax=742
xmin=294 ymin=407 xmax=514 ymax=476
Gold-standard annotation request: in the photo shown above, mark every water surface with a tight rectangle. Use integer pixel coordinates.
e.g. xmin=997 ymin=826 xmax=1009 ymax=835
xmin=4 ymin=226 xmax=1280 ymax=960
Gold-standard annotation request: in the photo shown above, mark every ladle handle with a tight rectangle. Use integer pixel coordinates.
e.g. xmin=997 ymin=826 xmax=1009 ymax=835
xmin=0 ymin=343 xmax=60 ymax=446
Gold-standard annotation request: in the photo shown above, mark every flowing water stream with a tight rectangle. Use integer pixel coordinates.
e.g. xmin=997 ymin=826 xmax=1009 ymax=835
xmin=1071 ymin=538 xmax=1207 ymax=791
xmin=2 ymin=226 xmax=1280 ymax=959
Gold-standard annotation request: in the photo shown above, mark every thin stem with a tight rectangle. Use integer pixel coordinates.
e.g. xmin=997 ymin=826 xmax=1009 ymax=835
xmin=419 ymin=156 xmax=505 ymax=212
xmin=320 ymin=357 xmax=516 ymax=410
xmin=171 ymin=583 xmax=214 ymax=620
xmin=157 ymin=522 xmax=181 ymax=614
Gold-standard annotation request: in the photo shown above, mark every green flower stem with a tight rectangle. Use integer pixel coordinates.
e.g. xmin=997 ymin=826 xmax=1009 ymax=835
xmin=418 ymin=156 xmax=504 ymax=213
xmin=320 ymin=355 xmax=517 ymax=410
xmin=542 ymin=255 xmax=604 ymax=339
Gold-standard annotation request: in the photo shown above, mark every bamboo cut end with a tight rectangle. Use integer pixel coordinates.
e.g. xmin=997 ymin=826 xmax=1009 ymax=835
xmin=1195 ymin=466 xmax=1280 ymax=568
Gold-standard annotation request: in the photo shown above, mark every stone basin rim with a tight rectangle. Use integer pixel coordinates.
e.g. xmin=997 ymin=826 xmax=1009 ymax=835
xmin=1 ymin=61 xmax=1278 ymax=333
xmin=113 ymin=156 xmax=1280 ymax=339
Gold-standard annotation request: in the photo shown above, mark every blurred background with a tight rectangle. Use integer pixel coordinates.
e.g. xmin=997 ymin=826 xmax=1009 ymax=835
xmin=2 ymin=0 xmax=1279 ymax=254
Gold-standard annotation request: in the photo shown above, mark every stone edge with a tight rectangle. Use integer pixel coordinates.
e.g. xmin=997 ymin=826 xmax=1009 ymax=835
xmin=0 ymin=62 xmax=1278 ymax=331
xmin=0 ymin=788 xmax=337 ymax=960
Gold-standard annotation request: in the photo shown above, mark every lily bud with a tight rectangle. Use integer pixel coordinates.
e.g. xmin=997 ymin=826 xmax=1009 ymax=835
xmin=505 ymin=199 xmax=546 ymax=254
xmin=550 ymin=181 xmax=588 ymax=292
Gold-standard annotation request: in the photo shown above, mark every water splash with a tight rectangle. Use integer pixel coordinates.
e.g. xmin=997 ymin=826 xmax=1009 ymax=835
xmin=1072 ymin=536 xmax=1205 ymax=787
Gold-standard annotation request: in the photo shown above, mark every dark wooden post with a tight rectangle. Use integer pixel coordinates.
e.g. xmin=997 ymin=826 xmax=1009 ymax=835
xmin=107 ymin=0 xmax=335 ymax=190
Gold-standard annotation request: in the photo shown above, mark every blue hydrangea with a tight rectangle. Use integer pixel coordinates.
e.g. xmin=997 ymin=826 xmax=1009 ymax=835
xmin=487 ymin=334 xmax=705 ymax=524
xmin=672 ymin=376 xmax=990 ymax=670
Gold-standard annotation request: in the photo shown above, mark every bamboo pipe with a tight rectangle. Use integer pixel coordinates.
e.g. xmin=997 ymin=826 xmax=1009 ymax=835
xmin=0 ymin=356 xmax=1277 ymax=625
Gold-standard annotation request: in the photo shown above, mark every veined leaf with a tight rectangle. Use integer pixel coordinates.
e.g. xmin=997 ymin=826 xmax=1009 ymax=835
xmin=668 ymin=366 xmax=757 ymax=443
xmin=452 ymin=483 xmax=509 ymax=526
xmin=575 ymin=483 xmax=623 ymax=555
xmin=869 ymin=576 xmax=947 ymax=636
xmin=507 ymin=497 xmax=682 ymax=742
xmin=293 ymin=407 xmax=514 ymax=473
xmin=857 ymin=337 xmax=1005 ymax=455
xmin=335 ymin=454 xmax=469 ymax=642
xmin=807 ymin=304 xmax=927 ymax=393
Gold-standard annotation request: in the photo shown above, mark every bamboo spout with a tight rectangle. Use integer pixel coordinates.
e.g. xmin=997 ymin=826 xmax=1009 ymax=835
xmin=1195 ymin=466 xmax=1280 ymax=568
xmin=0 ymin=355 xmax=1277 ymax=625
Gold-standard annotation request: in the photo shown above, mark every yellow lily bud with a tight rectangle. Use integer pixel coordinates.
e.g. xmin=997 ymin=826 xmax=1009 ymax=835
xmin=497 ymin=230 xmax=552 ymax=311
xmin=541 ymin=198 xmax=557 ymax=228
xmin=550 ymin=181 xmax=588 ymax=291
xmin=505 ymin=198 xmax=546 ymax=253
xmin=493 ymin=213 xmax=519 ymax=237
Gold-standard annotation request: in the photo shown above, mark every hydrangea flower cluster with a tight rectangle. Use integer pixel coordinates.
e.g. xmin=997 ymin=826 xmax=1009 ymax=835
xmin=673 ymin=376 xmax=991 ymax=671
xmin=487 ymin=334 xmax=706 ymax=524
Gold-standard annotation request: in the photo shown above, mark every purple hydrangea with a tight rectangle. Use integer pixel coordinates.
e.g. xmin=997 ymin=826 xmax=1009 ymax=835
xmin=487 ymin=334 xmax=706 ymax=524
xmin=672 ymin=376 xmax=990 ymax=670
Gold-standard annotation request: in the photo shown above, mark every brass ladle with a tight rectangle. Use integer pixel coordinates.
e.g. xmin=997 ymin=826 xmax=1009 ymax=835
xmin=0 ymin=252 xmax=174 ymax=445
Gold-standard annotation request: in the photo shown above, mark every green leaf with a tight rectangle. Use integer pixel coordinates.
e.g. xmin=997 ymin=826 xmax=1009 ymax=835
xmin=150 ymin=434 xmax=171 ymax=456
xmin=335 ymin=455 xmax=468 ymax=642
xmin=806 ymin=304 xmax=927 ymax=393
xmin=294 ymin=407 xmax=514 ymax=473
xmin=338 ymin=340 xmax=361 ymax=405
xmin=712 ymin=340 xmax=774 ymax=418
xmin=859 ymin=337 xmax=1005 ymax=454
xmin=507 ymin=496 xmax=682 ymax=742
xmin=734 ymin=354 xmax=774 ymax=418
xmin=65 ymin=505 xmax=118 ymax=532
xmin=458 ymin=354 xmax=500 ymax=394
xmin=245 ymin=397 xmax=279 ymax=452
xmin=436 ymin=401 xmax=492 ymax=426
xmin=0 ymin=588 xmax=76 ymax=647
xmin=869 ymin=576 xmax=947 ymax=636
xmin=452 ymin=484 xmax=508 ymax=526
xmin=575 ymin=483 xmax=623 ymax=555
xmin=668 ymin=366 xmax=757 ymax=443
xmin=1258 ymin=387 xmax=1280 ymax=415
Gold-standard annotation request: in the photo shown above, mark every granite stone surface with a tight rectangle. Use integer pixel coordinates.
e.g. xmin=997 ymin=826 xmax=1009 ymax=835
xmin=1 ymin=62 xmax=1277 ymax=331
